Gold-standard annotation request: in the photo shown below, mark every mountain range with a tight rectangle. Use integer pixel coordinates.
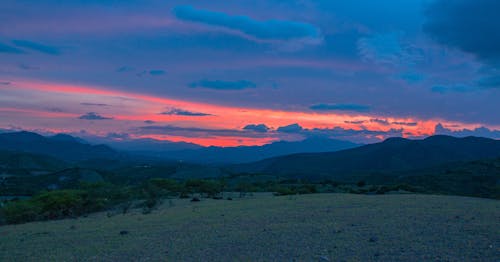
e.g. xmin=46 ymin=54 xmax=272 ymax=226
xmin=0 ymin=131 xmax=118 ymax=162
xmin=233 ymin=135 xmax=500 ymax=181
xmin=0 ymin=131 xmax=360 ymax=164
xmin=164 ymin=137 xmax=359 ymax=164
xmin=1 ymin=131 xmax=499 ymax=199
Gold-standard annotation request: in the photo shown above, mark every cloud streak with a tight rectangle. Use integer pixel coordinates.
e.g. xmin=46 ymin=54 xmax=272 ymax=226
xmin=160 ymin=108 xmax=212 ymax=116
xmin=190 ymin=80 xmax=256 ymax=90
xmin=135 ymin=125 xmax=269 ymax=139
xmin=80 ymin=102 xmax=110 ymax=107
xmin=149 ymin=69 xmax=166 ymax=76
xmin=12 ymin=40 xmax=61 ymax=55
xmin=243 ymin=124 xmax=270 ymax=133
xmin=310 ymin=103 xmax=370 ymax=112
xmin=173 ymin=5 xmax=321 ymax=42
xmin=0 ymin=42 xmax=24 ymax=54
xmin=275 ymin=123 xmax=405 ymax=143
xmin=78 ymin=112 xmax=113 ymax=120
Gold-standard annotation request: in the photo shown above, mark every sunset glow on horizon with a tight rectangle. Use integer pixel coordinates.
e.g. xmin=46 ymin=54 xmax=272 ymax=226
xmin=0 ymin=78 xmax=496 ymax=146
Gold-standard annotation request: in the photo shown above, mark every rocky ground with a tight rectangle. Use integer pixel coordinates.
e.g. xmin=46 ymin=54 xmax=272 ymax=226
xmin=1 ymin=193 xmax=499 ymax=261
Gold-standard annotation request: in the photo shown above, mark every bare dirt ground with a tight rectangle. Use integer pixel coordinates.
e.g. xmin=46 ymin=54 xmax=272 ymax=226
xmin=1 ymin=193 xmax=499 ymax=261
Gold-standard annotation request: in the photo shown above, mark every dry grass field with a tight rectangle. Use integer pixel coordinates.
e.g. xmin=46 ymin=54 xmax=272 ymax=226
xmin=1 ymin=193 xmax=499 ymax=261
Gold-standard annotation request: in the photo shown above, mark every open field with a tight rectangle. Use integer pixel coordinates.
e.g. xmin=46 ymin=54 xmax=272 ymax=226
xmin=0 ymin=193 xmax=499 ymax=261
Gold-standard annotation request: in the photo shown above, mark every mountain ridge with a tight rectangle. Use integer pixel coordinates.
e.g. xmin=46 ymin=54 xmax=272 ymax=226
xmin=0 ymin=131 xmax=118 ymax=162
xmin=233 ymin=135 xmax=500 ymax=180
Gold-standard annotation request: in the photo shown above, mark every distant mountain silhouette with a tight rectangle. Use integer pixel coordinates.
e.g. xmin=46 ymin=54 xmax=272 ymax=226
xmin=166 ymin=137 xmax=360 ymax=164
xmin=0 ymin=131 xmax=118 ymax=162
xmin=0 ymin=131 xmax=359 ymax=164
xmin=104 ymin=138 xmax=203 ymax=153
xmin=234 ymin=135 xmax=500 ymax=180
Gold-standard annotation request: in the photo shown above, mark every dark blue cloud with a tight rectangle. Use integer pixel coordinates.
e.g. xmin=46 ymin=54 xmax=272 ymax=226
xmin=424 ymin=0 xmax=500 ymax=62
xmin=0 ymin=42 xmax=24 ymax=54
xmin=160 ymin=108 xmax=212 ymax=116
xmin=431 ymin=85 xmax=475 ymax=94
xmin=105 ymin=132 xmax=130 ymax=140
xmin=392 ymin=121 xmax=417 ymax=127
xmin=435 ymin=123 xmax=500 ymax=139
xmin=135 ymin=125 xmax=269 ymax=138
xmin=144 ymin=120 xmax=155 ymax=124
xmin=0 ymin=81 xmax=11 ymax=85
xmin=12 ymin=40 xmax=61 ymax=55
xmin=424 ymin=0 xmax=500 ymax=91
xmin=80 ymin=102 xmax=109 ymax=107
xmin=307 ymin=126 xmax=403 ymax=143
xmin=399 ymin=72 xmax=424 ymax=84
xmin=19 ymin=64 xmax=40 ymax=70
xmin=130 ymin=69 xmax=166 ymax=77
xmin=277 ymin=123 xmax=303 ymax=133
xmin=344 ymin=120 xmax=366 ymax=124
xmin=116 ymin=66 xmax=134 ymax=73
xmin=476 ymin=75 xmax=500 ymax=89
xmin=78 ymin=112 xmax=113 ymax=120
xmin=173 ymin=5 xmax=321 ymax=41
xmin=276 ymin=123 xmax=404 ymax=143
xmin=149 ymin=69 xmax=166 ymax=76
xmin=243 ymin=124 xmax=270 ymax=133
xmin=310 ymin=103 xmax=370 ymax=112
xmin=370 ymin=118 xmax=390 ymax=125
xmin=357 ymin=33 xmax=424 ymax=66
xmin=189 ymin=80 xmax=256 ymax=90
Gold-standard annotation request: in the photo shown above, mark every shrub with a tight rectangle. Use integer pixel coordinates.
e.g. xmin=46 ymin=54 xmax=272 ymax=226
xmin=297 ymin=184 xmax=317 ymax=194
xmin=376 ymin=186 xmax=391 ymax=194
xmin=0 ymin=189 xmax=116 ymax=224
xmin=357 ymin=181 xmax=366 ymax=187
xmin=273 ymin=187 xmax=296 ymax=196
xmin=184 ymin=179 xmax=222 ymax=198
xmin=1 ymin=200 xmax=42 ymax=224
xmin=32 ymin=190 xmax=87 ymax=219
xmin=148 ymin=178 xmax=181 ymax=193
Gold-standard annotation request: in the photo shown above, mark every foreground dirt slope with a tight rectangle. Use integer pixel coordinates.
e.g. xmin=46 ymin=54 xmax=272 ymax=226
xmin=1 ymin=193 xmax=499 ymax=261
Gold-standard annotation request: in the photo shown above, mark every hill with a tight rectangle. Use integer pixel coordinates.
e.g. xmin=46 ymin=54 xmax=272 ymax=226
xmin=385 ymin=158 xmax=500 ymax=199
xmin=0 ymin=167 xmax=109 ymax=195
xmin=0 ymin=131 xmax=119 ymax=162
xmin=234 ymin=135 xmax=500 ymax=180
xmin=0 ymin=151 xmax=68 ymax=173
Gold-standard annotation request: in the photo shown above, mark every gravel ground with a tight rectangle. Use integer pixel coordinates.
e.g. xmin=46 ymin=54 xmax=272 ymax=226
xmin=0 ymin=193 xmax=499 ymax=261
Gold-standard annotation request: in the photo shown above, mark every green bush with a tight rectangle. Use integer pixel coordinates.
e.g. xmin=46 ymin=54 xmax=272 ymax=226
xmin=1 ymin=200 xmax=42 ymax=224
xmin=33 ymin=190 xmax=86 ymax=219
xmin=184 ymin=179 xmax=222 ymax=198
xmin=273 ymin=186 xmax=296 ymax=196
xmin=357 ymin=181 xmax=366 ymax=187
xmin=273 ymin=184 xmax=317 ymax=196
xmin=0 ymin=188 xmax=121 ymax=224
xmin=148 ymin=178 xmax=181 ymax=193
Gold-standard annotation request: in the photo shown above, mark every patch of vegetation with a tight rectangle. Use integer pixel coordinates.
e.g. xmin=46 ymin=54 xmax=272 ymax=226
xmin=2 ymin=157 xmax=499 ymax=225
xmin=273 ymin=184 xmax=318 ymax=196
xmin=2 ymin=190 xmax=92 ymax=224
xmin=0 ymin=183 xmax=134 ymax=224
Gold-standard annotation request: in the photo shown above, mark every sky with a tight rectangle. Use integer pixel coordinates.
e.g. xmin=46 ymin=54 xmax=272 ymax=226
xmin=0 ymin=0 xmax=499 ymax=146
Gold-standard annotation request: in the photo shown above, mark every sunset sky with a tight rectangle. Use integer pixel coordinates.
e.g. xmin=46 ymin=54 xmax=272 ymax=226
xmin=1 ymin=0 xmax=499 ymax=146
